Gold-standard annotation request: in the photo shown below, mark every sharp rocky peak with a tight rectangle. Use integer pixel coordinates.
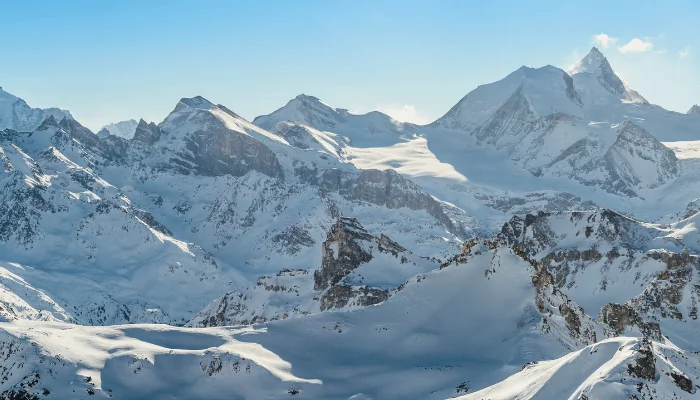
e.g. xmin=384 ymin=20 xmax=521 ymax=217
xmin=132 ymin=118 xmax=161 ymax=145
xmin=688 ymin=105 xmax=700 ymax=115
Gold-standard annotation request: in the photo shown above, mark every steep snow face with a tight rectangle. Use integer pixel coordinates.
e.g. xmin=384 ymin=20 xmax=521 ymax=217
xmin=97 ymin=119 xmax=139 ymax=139
xmin=152 ymin=96 xmax=286 ymax=178
xmin=459 ymin=337 xmax=700 ymax=400
xmin=454 ymin=82 xmax=677 ymax=196
xmin=0 ymin=87 xmax=71 ymax=132
xmin=267 ymin=121 xmax=346 ymax=157
xmin=568 ymin=47 xmax=647 ymax=103
xmin=539 ymin=121 xmax=679 ymax=196
xmin=434 ymin=65 xmax=583 ymax=132
xmin=254 ymin=94 xmax=418 ymax=147
xmin=688 ymin=105 xmax=700 ymax=115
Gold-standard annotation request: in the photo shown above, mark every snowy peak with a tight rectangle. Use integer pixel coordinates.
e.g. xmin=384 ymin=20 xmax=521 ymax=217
xmin=435 ymin=64 xmax=583 ymax=131
xmin=688 ymin=105 xmax=700 ymax=115
xmin=567 ymin=47 xmax=606 ymax=75
xmin=156 ymin=96 xmax=286 ymax=178
xmin=131 ymin=118 xmax=161 ymax=145
xmin=569 ymin=47 xmax=647 ymax=103
xmin=0 ymin=86 xmax=72 ymax=132
xmin=253 ymin=93 xmax=346 ymax=132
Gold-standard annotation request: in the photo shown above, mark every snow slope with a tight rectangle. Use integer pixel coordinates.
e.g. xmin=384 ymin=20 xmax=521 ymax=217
xmin=0 ymin=87 xmax=72 ymax=132
xmin=460 ymin=337 xmax=699 ymax=400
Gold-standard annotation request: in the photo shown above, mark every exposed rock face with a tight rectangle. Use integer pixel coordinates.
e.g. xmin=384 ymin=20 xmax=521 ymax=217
xmin=587 ymin=121 xmax=678 ymax=194
xmin=598 ymin=303 xmax=662 ymax=340
xmin=315 ymin=217 xmax=375 ymax=291
xmin=157 ymin=97 xmax=284 ymax=179
xmin=319 ymin=169 xmax=457 ymax=234
xmin=626 ymin=338 xmax=656 ymax=380
xmin=131 ymin=119 xmax=161 ymax=145
xmin=188 ymin=269 xmax=314 ymax=327
xmin=474 ymin=191 xmax=598 ymax=217
xmin=319 ymin=285 xmax=389 ymax=311
xmin=58 ymin=117 xmax=101 ymax=150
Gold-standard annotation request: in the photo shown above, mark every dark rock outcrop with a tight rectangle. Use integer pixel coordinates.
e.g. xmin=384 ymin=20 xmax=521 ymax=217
xmin=131 ymin=119 xmax=161 ymax=145
xmin=314 ymin=217 xmax=374 ymax=291
xmin=319 ymin=168 xmax=458 ymax=234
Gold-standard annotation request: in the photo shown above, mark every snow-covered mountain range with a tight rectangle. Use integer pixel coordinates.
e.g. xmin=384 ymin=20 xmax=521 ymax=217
xmin=0 ymin=48 xmax=699 ymax=399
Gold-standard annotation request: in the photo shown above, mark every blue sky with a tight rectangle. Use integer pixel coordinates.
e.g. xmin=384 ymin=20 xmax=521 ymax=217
xmin=1 ymin=0 xmax=698 ymax=130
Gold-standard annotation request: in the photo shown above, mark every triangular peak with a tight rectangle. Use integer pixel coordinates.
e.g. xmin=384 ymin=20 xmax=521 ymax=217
xmin=567 ymin=47 xmax=608 ymax=75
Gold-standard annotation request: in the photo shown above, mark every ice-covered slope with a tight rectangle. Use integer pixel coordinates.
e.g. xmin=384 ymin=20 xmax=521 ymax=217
xmin=567 ymin=47 xmax=647 ymax=103
xmin=254 ymin=94 xmax=418 ymax=147
xmin=459 ymin=337 xmax=699 ymax=400
xmin=0 ymin=87 xmax=71 ymax=131
xmin=688 ymin=105 xmax=700 ymax=115
xmin=97 ymin=119 xmax=139 ymax=139
xmin=434 ymin=64 xmax=583 ymax=132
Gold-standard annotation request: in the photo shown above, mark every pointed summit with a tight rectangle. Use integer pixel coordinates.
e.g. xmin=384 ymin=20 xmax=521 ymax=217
xmin=688 ymin=105 xmax=700 ymax=115
xmin=567 ymin=47 xmax=607 ymax=75
xmin=568 ymin=47 xmax=647 ymax=103
xmin=36 ymin=115 xmax=59 ymax=131
xmin=132 ymin=119 xmax=161 ymax=145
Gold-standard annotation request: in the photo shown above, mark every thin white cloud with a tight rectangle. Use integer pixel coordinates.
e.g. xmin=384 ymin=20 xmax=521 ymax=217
xmin=679 ymin=47 xmax=691 ymax=58
xmin=618 ymin=38 xmax=654 ymax=53
xmin=376 ymin=104 xmax=433 ymax=125
xmin=592 ymin=33 xmax=617 ymax=49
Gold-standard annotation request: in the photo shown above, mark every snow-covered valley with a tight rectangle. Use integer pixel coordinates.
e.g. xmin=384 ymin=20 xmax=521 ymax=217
xmin=1 ymin=47 xmax=699 ymax=399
